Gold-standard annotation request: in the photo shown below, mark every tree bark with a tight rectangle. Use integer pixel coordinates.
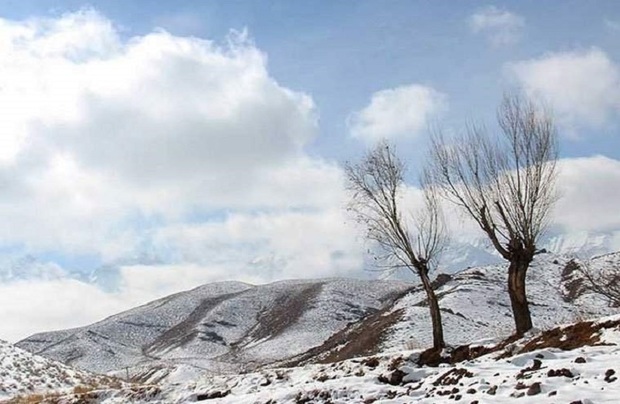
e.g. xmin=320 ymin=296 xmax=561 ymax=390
xmin=508 ymin=259 xmax=533 ymax=336
xmin=419 ymin=267 xmax=445 ymax=350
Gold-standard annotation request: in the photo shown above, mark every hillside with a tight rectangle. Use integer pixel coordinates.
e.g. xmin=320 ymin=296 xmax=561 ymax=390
xmin=17 ymin=279 xmax=413 ymax=378
xmin=7 ymin=252 xmax=620 ymax=403
xmin=0 ymin=339 xmax=122 ymax=402
xmin=9 ymin=315 xmax=620 ymax=403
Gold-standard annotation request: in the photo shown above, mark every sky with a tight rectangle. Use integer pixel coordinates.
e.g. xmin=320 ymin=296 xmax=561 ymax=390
xmin=0 ymin=1 xmax=619 ymax=341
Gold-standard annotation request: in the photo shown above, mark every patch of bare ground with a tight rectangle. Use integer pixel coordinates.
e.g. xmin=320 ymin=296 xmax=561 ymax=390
xmin=515 ymin=317 xmax=620 ymax=354
xmin=5 ymin=384 xmax=160 ymax=404
xmin=418 ymin=317 xmax=620 ymax=367
xmin=561 ymin=259 xmax=586 ymax=303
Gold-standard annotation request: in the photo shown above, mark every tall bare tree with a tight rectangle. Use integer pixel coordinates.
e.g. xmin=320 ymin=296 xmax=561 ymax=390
xmin=426 ymin=94 xmax=558 ymax=336
xmin=346 ymin=141 xmax=447 ymax=350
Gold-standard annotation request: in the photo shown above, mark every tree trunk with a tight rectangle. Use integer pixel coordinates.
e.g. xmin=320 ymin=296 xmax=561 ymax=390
xmin=419 ymin=268 xmax=445 ymax=350
xmin=508 ymin=259 xmax=533 ymax=336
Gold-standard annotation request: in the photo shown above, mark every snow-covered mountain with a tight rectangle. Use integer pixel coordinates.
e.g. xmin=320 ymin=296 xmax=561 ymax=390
xmin=17 ymin=279 xmax=413 ymax=378
xmin=8 ymin=252 xmax=620 ymax=403
xmin=438 ymin=229 xmax=620 ymax=273
xmin=17 ymin=252 xmax=620 ymax=384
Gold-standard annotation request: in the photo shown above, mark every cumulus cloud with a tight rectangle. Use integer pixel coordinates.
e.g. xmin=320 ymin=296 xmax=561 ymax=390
xmin=0 ymin=278 xmax=131 ymax=341
xmin=348 ymin=84 xmax=446 ymax=144
xmin=0 ymin=9 xmax=332 ymax=258
xmin=508 ymin=48 xmax=620 ymax=129
xmin=469 ymin=6 xmax=524 ymax=46
xmin=554 ymin=156 xmax=620 ymax=232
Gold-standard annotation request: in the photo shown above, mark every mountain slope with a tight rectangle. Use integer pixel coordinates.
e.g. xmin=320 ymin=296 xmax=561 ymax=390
xmin=278 ymin=252 xmax=620 ymax=366
xmin=16 ymin=252 xmax=620 ymax=386
xmin=0 ymin=339 xmax=121 ymax=401
xmin=17 ymin=279 xmax=413 ymax=376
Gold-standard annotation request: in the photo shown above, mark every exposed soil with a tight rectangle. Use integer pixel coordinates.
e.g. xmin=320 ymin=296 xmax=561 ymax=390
xmin=418 ymin=317 xmax=620 ymax=367
xmin=516 ymin=318 xmax=620 ymax=354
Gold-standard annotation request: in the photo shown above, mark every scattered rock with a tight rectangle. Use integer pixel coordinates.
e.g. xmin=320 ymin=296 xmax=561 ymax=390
xmin=487 ymin=385 xmax=497 ymax=395
xmin=574 ymin=357 xmax=586 ymax=364
xmin=362 ymin=357 xmax=380 ymax=368
xmin=433 ymin=368 xmax=474 ymax=386
xmin=526 ymin=382 xmax=541 ymax=396
xmin=378 ymin=369 xmax=406 ymax=386
xmin=196 ymin=390 xmax=231 ymax=401
xmin=604 ymin=369 xmax=617 ymax=383
xmin=547 ymin=368 xmax=574 ymax=378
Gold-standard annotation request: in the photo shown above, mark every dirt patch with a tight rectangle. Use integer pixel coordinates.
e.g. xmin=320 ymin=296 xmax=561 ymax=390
xmin=561 ymin=260 xmax=586 ymax=303
xmin=418 ymin=317 xmax=620 ymax=367
xmin=417 ymin=334 xmax=521 ymax=367
xmin=516 ymin=318 xmax=620 ymax=354
xmin=431 ymin=273 xmax=452 ymax=290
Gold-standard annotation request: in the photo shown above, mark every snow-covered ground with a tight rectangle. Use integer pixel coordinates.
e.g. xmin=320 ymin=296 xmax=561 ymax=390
xmin=0 ymin=339 xmax=122 ymax=402
xmin=7 ymin=315 xmax=620 ymax=403
xmin=159 ymin=315 xmax=620 ymax=403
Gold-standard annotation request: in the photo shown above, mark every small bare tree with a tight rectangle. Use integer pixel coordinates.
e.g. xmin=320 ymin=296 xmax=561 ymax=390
xmin=578 ymin=261 xmax=620 ymax=307
xmin=346 ymin=141 xmax=447 ymax=350
xmin=426 ymin=94 xmax=558 ymax=336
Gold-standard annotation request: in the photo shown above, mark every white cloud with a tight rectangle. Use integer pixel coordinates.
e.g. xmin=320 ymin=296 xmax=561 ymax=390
xmin=509 ymin=48 xmax=620 ymax=129
xmin=348 ymin=84 xmax=446 ymax=144
xmin=152 ymin=208 xmax=365 ymax=283
xmin=554 ymin=155 xmax=620 ymax=232
xmin=0 ymin=278 xmax=131 ymax=341
xmin=0 ymin=9 xmax=334 ymax=258
xmin=469 ymin=6 xmax=524 ymax=46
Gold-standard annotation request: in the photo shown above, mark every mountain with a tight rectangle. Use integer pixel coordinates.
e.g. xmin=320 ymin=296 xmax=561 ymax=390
xmin=9 ymin=252 xmax=620 ymax=403
xmin=17 ymin=278 xmax=413 ymax=378
xmin=18 ymin=252 xmax=620 ymax=386
xmin=438 ymin=229 xmax=620 ymax=273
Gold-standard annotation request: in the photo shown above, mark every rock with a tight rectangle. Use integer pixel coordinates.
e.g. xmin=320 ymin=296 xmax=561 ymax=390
xmin=196 ymin=390 xmax=231 ymax=400
xmin=526 ymin=382 xmax=542 ymax=396
xmin=378 ymin=369 xmax=406 ymax=386
xmin=547 ymin=368 xmax=574 ymax=378
xmin=574 ymin=357 xmax=586 ymax=364
xmin=605 ymin=369 xmax=617 ymax=383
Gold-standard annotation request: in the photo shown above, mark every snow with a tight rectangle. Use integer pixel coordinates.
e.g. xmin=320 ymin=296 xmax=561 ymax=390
xmin=21 ymin=319 xmax=619 ymax=403
xmin=0 ymin=339 xmax=121 ymax=401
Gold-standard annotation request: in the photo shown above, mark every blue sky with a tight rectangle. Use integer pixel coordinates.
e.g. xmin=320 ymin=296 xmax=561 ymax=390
xmin=1 ymin=1 xmax=618 ymax=161
xmin=0 ymin=1 xmax=619 ymax=340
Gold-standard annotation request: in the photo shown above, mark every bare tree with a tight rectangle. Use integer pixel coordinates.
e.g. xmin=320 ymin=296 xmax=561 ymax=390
xmin=346 ymin=141 xmax=447 ymax=350
xmin=578 ymin=260 xmax=620 ymax=307
xmin=426 ymin=94 xmax=558 ymax=336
